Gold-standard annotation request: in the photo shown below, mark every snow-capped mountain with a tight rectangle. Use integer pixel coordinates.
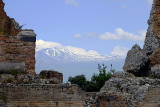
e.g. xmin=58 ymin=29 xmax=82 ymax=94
xmin=36 ymin=47 xmax=122 ymax=62
xmin=35 ymin=47 xmax=125 ymax=82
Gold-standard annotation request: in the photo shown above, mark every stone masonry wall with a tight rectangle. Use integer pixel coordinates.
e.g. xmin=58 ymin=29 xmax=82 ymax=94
xmin=0 ymin=32 xmax=36 ymax=74
xmin=97 ymin=94 xmax=127 ymax=107
xmin=0 ymin=0 xmax=36 ymax=74
xmin=0 ymin=84 xmax=86 ymax=107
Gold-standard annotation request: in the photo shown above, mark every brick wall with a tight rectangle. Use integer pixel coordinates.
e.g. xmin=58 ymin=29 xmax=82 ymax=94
xmin=0 ymin=84 xmax=86 ymax=107
xmin=0 ymin=30 xmax=36 ymax=74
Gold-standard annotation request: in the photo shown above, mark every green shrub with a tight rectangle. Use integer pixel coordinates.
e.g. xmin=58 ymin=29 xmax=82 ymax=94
xmin=68 ymin=75 xmax=87 ymax=90
xmin=68 ymin=64 xmax=115 ymax=92
xmin=9 ymin=69 xmax=19 ymax=76
xmin=6 ymin=77 xmax=13 ymax=83
xmin=0 ymin=93 xmax=7 ymax=103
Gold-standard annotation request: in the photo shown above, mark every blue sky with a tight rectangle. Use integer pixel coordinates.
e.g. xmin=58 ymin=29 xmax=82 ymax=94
xmin=4 ymin=0 xmax=153 ymax=58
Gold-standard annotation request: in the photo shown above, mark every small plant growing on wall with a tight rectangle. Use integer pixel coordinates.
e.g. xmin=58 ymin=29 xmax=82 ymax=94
xmin=22 ymin=42 xmax=28 ymax=46
xmin=0 ymin=92 xmax=7 ymax=103
xmin=9 ymin=69 xmax=19 ymax=76
xmin=6 ymin=77 xmax=13 ymax=83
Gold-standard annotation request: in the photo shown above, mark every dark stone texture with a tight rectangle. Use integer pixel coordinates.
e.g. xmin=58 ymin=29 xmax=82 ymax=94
xmin=123 ymin=44 xmax=150 ymax=76
xmin=39 ymin=70 xmax=63 ymax=84
xmin=17 ymin=30 xmax=36 ymax=42
xmin=98 ymin=72 xmax=160 ymax=107
xmin=112 ymin=71 xmax=135 ymax=78
xmin=0 ymin=62 xmax=25 ymax=73
xmin=151 ymin=64 xmax=160 ymax=78
xmin=143 ymin=0 xmax=160 ymax=55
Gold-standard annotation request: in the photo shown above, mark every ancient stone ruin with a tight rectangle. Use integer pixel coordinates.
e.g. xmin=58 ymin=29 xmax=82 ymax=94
xmin=95 ymin=0 xmax=160 ymax=107
xmin=1 ymin=0 xmax=160 ymax=106
xmin=0 ymin=0 xmax=20 ymax=36
xmin=0 ymin=0 xmax=36 ymax=74
xmin=123 ymin=0 xmax=160 ymax=78
xmin=39 ymin=70 xmax=63 ymax=84
xmin=0 ymin=0 xmax=93 ymax=106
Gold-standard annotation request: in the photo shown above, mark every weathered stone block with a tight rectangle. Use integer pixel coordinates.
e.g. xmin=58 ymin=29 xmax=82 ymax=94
xmin=150 ymin=48 xmax=160 ymax=66
xmin=151 ymin=64 xmax=160 ymax=78
xmin=112 ymin=71 xmax=135 ymax=79
xmin=96 ymin=94 xmax=127 ymax=107
xmin=39 ymin=70 xmax=63 ymax=84
xmin=0 ymin=62 xmax=25 ymax=73
xmin=123 ymin=44 xmax=150 ymax=76
xmin=17 ymin=30 xmax=36 ymax=42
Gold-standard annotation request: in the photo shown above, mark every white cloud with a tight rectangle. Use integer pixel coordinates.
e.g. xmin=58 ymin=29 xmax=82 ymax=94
xmin=146 ymin=0 xmax=153 ymax=5
xmin=36 ymin=40 xmax=101 ymax=57
xmin=65 ymin=46 xmax=101 ymax=56
xmin=121 ymin=5 xmax=128 ymax=9
xmin=36 ymin=40 xmax=129 ymax=59
xmin=74 ymin=32 xmax=98 ymax=39
xmin=86 ymin=33 xmax=98 ymax=37
xmin=36 ymin=40 xmax=62 ymax=52
xmin=99 ymin=32 xmax=120 ymax=40
xmin=99 ymin=28 xmax=146 ymax=42
xmin=65 ymin=0 xmax=79 ymax=7
xmin=74 ymin=28 xmax=146 ymax=42
xmin=111 ymin=46 xmax=129 ymax=58
xmin=74 ymin=34 xmax=82 ymax=38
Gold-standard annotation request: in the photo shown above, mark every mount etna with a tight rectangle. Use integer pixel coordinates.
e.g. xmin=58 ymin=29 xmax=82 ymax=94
xmin=35 ymin=46 xmax=125 ymax=82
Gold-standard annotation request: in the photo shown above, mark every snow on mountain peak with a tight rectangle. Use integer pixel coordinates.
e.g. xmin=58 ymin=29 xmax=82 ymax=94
xmin=36 ymin=40 xmax=126 ymax=62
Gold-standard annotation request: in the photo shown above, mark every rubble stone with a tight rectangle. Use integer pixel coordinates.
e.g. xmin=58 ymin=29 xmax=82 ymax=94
xmin=97 ymin=72 xmax=160 ymax=107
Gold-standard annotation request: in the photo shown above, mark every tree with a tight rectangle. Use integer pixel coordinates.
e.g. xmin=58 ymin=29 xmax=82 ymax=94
xmin=91 ymin=64 xmax=115 ymax=91
xmin=68 ymin=64 xmax=115 ymax=92
xmin=68 ymin=75 xmax=87 ymax=91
